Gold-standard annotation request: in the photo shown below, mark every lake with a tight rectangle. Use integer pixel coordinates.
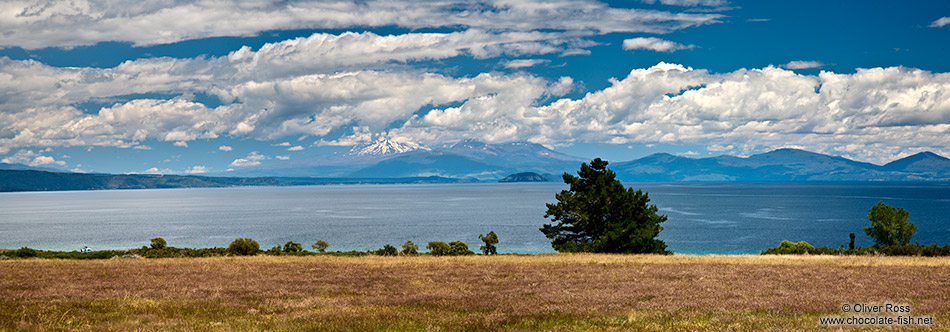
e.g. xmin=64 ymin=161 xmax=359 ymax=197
xmin=1 ymin=182 xmax=949 ymax=254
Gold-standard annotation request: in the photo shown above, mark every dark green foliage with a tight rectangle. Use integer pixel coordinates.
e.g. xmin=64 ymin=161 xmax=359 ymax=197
xmin=761 ymin=240 xmax=815 ymax=254
xmin=540 ymin=158 xmax=668 ymax=254
xmin=375 ymin=244 xmax=399 ymax=256
xmin=0 ymin=169 xmax=279 ymax=192
xmin=11 ymin=247 xmax=38 ymax=258
xmin=478 ymin=231 xmax=498 ymax=255
xmin=283 ymin=241 xmax=302 ymax=253
xmin=401 ymin=240 xmax=419 ymax=255
xmin=312 ymin=240 xmax=329 ymax=253
xmin=448 ymin=240 xmax=474 ymax=256
xmin=227 ymin=238 xmax=260 ymax=256
xmin=849 ymin=232 xmax=856 ymax=250
xmin=864 ymin=201 xmax=916 ymax=247
xmin=150 ymin=237 xmax=167 ymax=249
xmin=426 ymin=241 xmax=450 ymax=256
xmin=267 ymin=245 xmax=282 ymax=255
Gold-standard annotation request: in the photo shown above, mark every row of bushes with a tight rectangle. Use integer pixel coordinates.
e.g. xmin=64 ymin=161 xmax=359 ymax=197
xmin=1 ymin=230 xmax=505 ymax=259
xmin=762 ymin=240 xmax=950 ymax=256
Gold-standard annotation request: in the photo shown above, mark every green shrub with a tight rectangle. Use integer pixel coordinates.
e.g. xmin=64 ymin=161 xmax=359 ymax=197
xmin=266 ymin=245 xmax=282 ymax=255
xmin=283 ymin=241 xmax=302 ymax=253
xmin=761 ymin=240 xmax=815 ymax=254
xmin=375 ymin=244 xmax=398 ymax=256
xmin=12 ymin=247 xmax=38 ymax=258
xmin=427 ymin=241 xmax=450 ymax=256
xmin=227 ymin=238 xmax=260 ymax=256
xmin=478 ymin=231 xmax=498 ymax=255
xmin=448 ymin=240 xmax=474 ymax=256
xmin=312 ymin=240 xmax=329 ymax=253
xmin=150 ymin=237 xmax=167 ymax=249
xmin=401 ymin=240 xmax=419 ymax=255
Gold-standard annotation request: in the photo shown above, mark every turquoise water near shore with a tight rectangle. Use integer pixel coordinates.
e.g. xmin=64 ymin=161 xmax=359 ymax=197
xmin=1 ymin=182 xmax=948 ymax=254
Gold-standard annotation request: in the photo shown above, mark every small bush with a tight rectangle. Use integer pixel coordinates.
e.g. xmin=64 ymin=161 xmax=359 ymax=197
xmin=228 ymin=238 xmax=260 ymax=256
xmin=283 ymin=241 xmax=302 ymax=253
xmin=479 ymin=231 xmax=498 ymax=255
xmin=12 ymin=247 xmax=38 ymax=258
xmin=312 ymin=240 xmax=329 ymax=253
xmin=150 ymin=237 xmax=167 ymax=249
xmin=761 ymin=240 xmax=815 ymax=254
xmin=266 ymin=245 xmax=282 ymax=255
xmin=427 ymin=241 xmax=450 ymax=256
xmin=448 ymin=240 xmax=474 ymax=256
xmin=401 ymin=240 xmax=419 ymax=255
xmin=375 ymin=244 xmax=398 ymax=256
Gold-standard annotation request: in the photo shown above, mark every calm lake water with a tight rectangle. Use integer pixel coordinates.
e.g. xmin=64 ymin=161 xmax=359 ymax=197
xmin=1 ymin=182 xmax=949 ymax=254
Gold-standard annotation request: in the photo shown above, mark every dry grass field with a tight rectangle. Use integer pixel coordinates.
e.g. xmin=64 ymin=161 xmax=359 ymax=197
xmin=2 ymin=254 xmax=949 ymax=331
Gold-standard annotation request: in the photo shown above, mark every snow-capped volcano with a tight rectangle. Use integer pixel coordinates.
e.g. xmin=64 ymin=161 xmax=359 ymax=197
xmin=346 ymin=139 xmax=429 ymax=157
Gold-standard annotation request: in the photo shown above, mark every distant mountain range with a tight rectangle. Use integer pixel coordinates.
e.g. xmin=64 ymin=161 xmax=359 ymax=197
xmin=3 ymin=142 xmax=950 ymax=192
xmin=225 ymin=139 xmax=585 ymax=180
xmin=231 ymin=139 xmax=950 ymax=182
xmin=611 ymin=149 xmax=950 ymax=181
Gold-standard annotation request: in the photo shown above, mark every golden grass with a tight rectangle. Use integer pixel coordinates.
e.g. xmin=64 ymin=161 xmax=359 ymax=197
xmin=2 ymin=254 xmax=949 ymax=331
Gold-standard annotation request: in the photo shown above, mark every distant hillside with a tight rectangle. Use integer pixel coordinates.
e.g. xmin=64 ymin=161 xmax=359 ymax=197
xmin=0 ymin=170 xmax=476 ymax=192
xmin=0 ymin=170 xmax=279 ymax=192
xmin=498 ymin=172 xmax=552 ymax=182
xmin=611 ymin=149 xmax=950 ymax=181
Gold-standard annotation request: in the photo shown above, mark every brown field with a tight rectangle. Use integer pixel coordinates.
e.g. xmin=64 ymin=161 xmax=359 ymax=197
xmin=2 ymin=254 xmax=949 ymax=331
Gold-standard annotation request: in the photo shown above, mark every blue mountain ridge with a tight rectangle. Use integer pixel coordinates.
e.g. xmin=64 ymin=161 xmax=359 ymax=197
xmin=236 ymin=141 xmax=950 ymax=182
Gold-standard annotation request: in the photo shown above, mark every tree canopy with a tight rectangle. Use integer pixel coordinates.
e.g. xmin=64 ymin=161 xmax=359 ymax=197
xmin=864 ymin=201 xmax=915 ymax=247
xmin=540 ymin=158 xmax=668 ymax=254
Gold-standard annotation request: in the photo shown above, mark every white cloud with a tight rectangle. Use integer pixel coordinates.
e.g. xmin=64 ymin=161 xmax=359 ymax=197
xmin=393 ymin=63 xmax=950 ymax=164
xmin=185 ymin=166 xmax=208 ymax=174
xmin=504 ymin=59 xmax=551 ymax=69
xmin=140 ymin=167 xmax=174 ymax=175
xmin=275 ymin=155 xmax=290 ymax=160
xmin=1 ymin=149 xmax=65 ymax=166
xmin=622 ymin=37 xmax=694 ymax=52
xmin=783 ymin=61 xmax=824 ymax=70
xmin=173 ymin=141 xmax=188 ymax=147
xmin=133 ymin=145 xmax=152 ymax=150
xmin=642 ymin=0 xmax=730 ymax=6
xmin=218 ymin=145 xmax=232 ymax=151
xmin=931 ymin=17 xmax=950 ymax=28
xmin=229 ymin=151 xmax=267 ymax=167
xmin=0 ymin=0 xmax=721 ymax=50
xmin=275 ymin=142 xmax=291 ymax=147
xmin=288 ymin=146 xmax=304 ymax=151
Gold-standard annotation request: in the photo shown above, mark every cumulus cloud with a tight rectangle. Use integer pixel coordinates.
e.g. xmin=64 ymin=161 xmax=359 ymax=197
xmin=1 ymin=0 xmax=721 ymax=49
xmin=139 ymin=167 xmax=174 ymax=175
xmin=931 ymin=17 xmax=950 ymax=28
xmin=173 ymin=141 xmax=188 ymax=147
xmin=229 ymin=151 xmax=267 ymax=167
xmin=504 ymin=59 xmax=551 ymax=69
xmin=782 ymin=61 xmax=824 ymax=70
xmin=392 ymin=63 xmax=950 ymax=164
xmin=218 ymin=145 xmax=232 ymax=151
xmin=288 ymin=146 xmax=304 ymax=151
xmin=185 ymin=166 xmax=208 ymax=174
xmin=622 ymin=37 xmax=694 ymax=52
xmin=641 ymin=0 xmax=730 ymax=7
xmin=275 ymin=155 xmax=290 ymax=160
xmin=1 ymin=149 xmax=66 ymax=166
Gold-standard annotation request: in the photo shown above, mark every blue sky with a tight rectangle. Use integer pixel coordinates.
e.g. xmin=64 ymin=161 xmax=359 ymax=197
xmin=1 ymin=0 xmax=948 ymax=174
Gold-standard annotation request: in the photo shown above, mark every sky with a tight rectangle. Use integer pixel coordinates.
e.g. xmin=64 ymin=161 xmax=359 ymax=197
xmin=0 ymin=0 xmax=949 ymax=174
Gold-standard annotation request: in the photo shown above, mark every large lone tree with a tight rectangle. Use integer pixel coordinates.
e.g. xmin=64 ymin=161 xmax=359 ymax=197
xmin=540 ymin=158 xmax=668 ymax=254
xmin=864 ymin=201 xmax=915 ymax=247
